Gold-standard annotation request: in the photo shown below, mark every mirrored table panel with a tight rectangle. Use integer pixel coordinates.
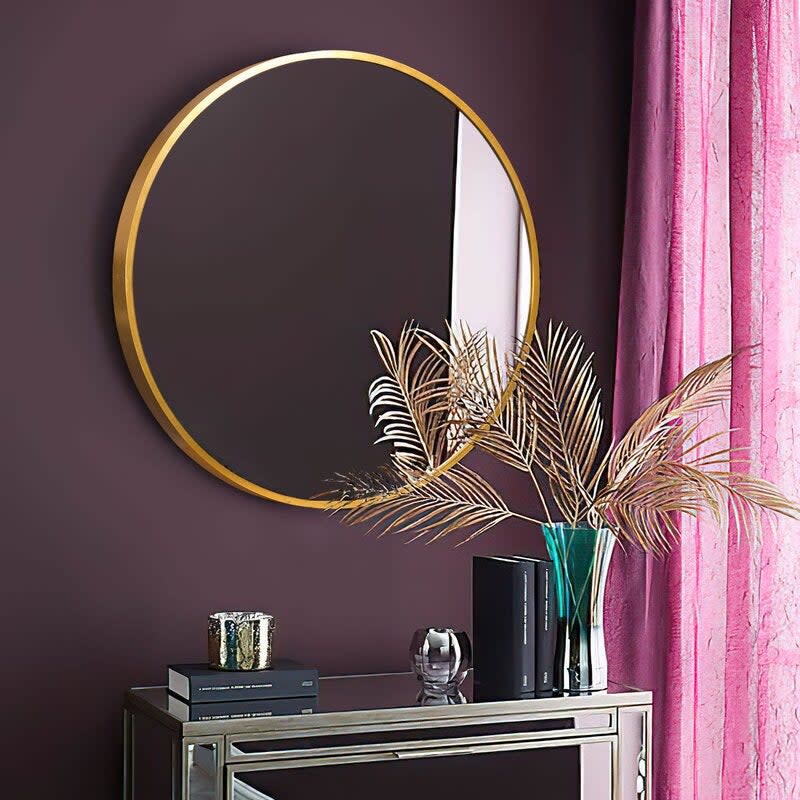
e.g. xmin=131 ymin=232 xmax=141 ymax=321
xmin=123 ymin=671 xmax=651 ymax=800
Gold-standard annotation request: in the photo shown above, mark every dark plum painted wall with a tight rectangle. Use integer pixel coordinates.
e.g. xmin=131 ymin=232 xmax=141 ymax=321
xmin=0 ymin=2 xmax=633 ymax=797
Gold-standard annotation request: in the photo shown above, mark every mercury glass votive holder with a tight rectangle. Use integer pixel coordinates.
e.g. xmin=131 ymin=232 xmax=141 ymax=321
xmin=208 ymin=611 xmax=275 ymax=671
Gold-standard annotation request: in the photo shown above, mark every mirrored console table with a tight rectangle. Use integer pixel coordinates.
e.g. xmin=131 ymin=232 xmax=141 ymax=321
xmin=123 ymin=672 xmax=651 ymax=799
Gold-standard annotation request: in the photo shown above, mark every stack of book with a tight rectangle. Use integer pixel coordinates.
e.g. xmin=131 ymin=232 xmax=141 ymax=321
xmin=167 ymin=660 xmax=319 ymax=721
xmin=473 ymin=555 xmax=557 ymax=700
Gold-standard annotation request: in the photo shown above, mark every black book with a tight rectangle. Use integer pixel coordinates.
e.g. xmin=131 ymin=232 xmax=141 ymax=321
xmin=514 ymin=557 xmax=557 ymax=696
xmin=168 ymin=660 xmax=318 ymax=703
xmin=534 ymin=559 xmax=557 ymax=696
xmin=167 ymin=694 xmax=318 ymax=722
xmin=472 ymin=556 xmax=536 ymax=700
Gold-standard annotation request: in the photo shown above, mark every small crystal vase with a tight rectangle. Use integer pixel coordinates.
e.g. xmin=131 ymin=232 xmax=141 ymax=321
xmin=409 ymin=627 xmax=471 ymax=703
xmin=542 ymin=523 xmax=615 ymax=693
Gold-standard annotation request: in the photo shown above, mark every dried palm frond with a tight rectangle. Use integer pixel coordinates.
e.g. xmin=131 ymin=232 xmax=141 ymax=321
xmin=707 ymin=470 xmax=799 ymax=541
xmin=515 ymin=322 xmax=603 ymax=526
xmin=606 ymin=353 xmax=735 ymax=486
xmin=368 ymin=323 xmax=455 ymax=474
xmin=599 ymin=344 xmax=798 ymax=549
xmin=329 ymin=319 xmax=799 ymax=554
xmin=423 ymin=324 xmax=538 ymax=476
xmin=433 ymin=324 xmax=553 ymax=521
xmin=594 ymin=459 xmax=799 ymax=551
xmin=590 ymin=349 xmax=800 ymax=549
xmin=331 ymin=463 xmax=521 ymax=545
xmin=465 ymin=385 xmax=539 ymax=473
xmin=323 ymin=465 xmax=407 ymax=503
xmin=594 ymin=460 xmax=726 ymax=553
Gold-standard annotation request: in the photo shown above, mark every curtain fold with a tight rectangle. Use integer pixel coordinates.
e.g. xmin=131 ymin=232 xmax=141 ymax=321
xmin=608 ymin=1 xmax=800 ymax=797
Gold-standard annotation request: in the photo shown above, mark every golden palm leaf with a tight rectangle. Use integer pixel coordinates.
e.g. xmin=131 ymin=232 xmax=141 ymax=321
xmin=594 ymin=460 xmax=724 ymax=552
xmin=595 ymin=460 xmax=799 ymax=551
xmin=332 ymin=463 xmax=515 ymax=545
xmin=323 ymin=465 xmax=406 ymax=503
xmin=514 ymin=322 xmax=603 ymax=525
xmin=368 ymin=323 xmax=455 ymax=474
xmin=707 ymin=470 xmax=800 ymax=541
xmin=329 ymin=321 xmax=798 ymax=554
xmin=606 ymin=354 xmax=734 ymax=485
xmin=423 ymin=324 xmax=539 ymax=476
xmin=465 ymin=387 xmax=539 ymax=473
xmin=595 ymin=347 xmax=799 ymax=549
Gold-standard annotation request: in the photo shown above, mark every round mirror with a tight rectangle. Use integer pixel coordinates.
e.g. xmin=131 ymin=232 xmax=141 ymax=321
xmin=113 ymin=51 xmax=539 ymax=506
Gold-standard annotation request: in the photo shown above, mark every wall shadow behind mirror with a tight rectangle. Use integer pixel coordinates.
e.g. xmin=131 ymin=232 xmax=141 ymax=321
xmin=122 ymin=54 xmax=535 ymax=503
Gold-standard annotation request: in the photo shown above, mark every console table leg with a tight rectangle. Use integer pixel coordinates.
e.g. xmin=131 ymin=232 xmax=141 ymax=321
xmin=172 ymin=738 xmax=188 ymax=800
xmin=616 ymin=707 xmax=651 ymax=799
xmin=122 ymin=708 xmax=134 ymax=800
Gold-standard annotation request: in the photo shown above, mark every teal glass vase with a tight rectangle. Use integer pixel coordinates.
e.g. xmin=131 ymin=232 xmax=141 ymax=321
xmin=542 ymin=523 xmax=615 ymax=693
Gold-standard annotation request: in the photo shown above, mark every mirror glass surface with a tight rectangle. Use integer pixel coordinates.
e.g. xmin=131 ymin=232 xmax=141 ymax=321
xmin=117 ymin=54 xmax=537 ymax=503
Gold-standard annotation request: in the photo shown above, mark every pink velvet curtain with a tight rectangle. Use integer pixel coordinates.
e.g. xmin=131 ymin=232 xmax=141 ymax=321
xmin=608 ymin=1 xmax=800 ymax=798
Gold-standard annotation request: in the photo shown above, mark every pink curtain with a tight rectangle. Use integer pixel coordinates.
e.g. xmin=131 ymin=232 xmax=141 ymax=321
xmin=608 ymin=1 xmax=800 ymax=798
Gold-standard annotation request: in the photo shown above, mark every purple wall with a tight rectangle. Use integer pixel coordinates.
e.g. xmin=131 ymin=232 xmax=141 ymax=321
xmin=0 ymin=2 xmax=632 ymax=797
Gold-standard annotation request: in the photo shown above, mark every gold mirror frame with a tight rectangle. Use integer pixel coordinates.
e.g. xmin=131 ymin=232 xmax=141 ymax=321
xmin=113 ymin=50 xmax=540 ymax=508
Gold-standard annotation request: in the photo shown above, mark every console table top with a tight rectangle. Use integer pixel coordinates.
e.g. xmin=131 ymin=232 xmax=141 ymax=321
xmin=126 ymin=671 xmax=652 ymax=737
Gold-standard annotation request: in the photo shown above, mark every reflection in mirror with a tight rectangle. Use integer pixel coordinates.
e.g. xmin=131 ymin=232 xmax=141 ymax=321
xmin=188 ymin=743 xmax=220 ymax=800
xmin=116 ymin=54 xmax=536 ymax=503
xmin=231 ymin=745 xmax=588 ymax=800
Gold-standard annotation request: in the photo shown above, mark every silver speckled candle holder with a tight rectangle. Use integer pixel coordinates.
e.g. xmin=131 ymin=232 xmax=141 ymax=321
xmin=208 ymin=611 xmax=275 ymax=670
